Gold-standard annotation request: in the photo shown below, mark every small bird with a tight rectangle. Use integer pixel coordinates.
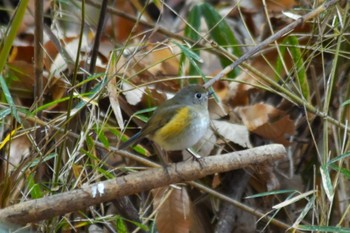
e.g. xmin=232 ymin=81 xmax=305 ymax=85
xmin=119 ymin=85 xmax=211 ymax=151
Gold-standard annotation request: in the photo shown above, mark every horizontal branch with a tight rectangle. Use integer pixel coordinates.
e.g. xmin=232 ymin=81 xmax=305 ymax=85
xmin=0 ymin=144 xmax=286 ymax=225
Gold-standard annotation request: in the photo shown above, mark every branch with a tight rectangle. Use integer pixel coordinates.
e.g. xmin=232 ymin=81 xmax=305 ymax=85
xmin=34 ymin=0 xmax=44 ymax=113
xmin=0 ymin=144 xmax=286 ymax=225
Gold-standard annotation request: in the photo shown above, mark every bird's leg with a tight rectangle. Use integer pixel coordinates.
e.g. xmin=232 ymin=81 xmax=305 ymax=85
xmin=186 ymin=148 xmax=205 ymax=169
xmin=153 ymin=144 xmax=172 ymax=175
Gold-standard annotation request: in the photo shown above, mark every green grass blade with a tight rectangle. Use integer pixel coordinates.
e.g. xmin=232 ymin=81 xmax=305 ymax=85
xmin=183 ymin=5 xmax=202 ymax=78
xmin=0 ymin=0 xmax=29 ymax=124
xmin=30 ymin=96 xmax=73 ymax=115
xmin=96 ymin=127 xmax=110 ymax=148
xmin=320 ymin=164 xmax=334 ymax=201
xmin=328 ymin=151 xmax=350 ymax=164
xmin=175 ymin=41 xmax=205 ymax=82
xmin=0 ymin=75 xmax=21 ymax=123
xmin=292 ymin=196 xmax=315 ymax=228
xmin=0 ymin=0 xmax=29 ymax=71
xmin=184 ymin=5 xmax=201 ymax=41
xmin=245 ymin=189 xmax=297 ymax=199
xmin=286 ymin=36 xmax=310 ymax=102
xmin=0 ymin=108 xmax=11 ymax=119
xmin=274 ymin=41 xmax=287 ymax=82
xmin=275 ymin=36 xmax=310 ymax=101
xmin=175 ymin=42 xmax=218 ymax=101
xmin=55 ymin=73 xmax=108 ymax=121
xmin=329 ymin=164 xmax=350 ymax=180
xmin=27 ymin=173 xmax=44 ymax=199
xmin=341 ymin=98 xmax=350 ymax=106
xmin=297 ymin=225 xmax=350 ymax=232
xmin=200 ymin=3 xmax=242 ymax=78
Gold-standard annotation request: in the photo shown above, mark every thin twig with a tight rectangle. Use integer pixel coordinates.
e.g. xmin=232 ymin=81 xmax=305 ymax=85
xmin=79 ymin=0 xmax=109 ymax=127
xmin=33 ymin=0 xmax=45 ymax=180
xmin=34 ymin=0 xmax=44 ymax=129
xmin=88 ymin=0 xmax=108 ymax=78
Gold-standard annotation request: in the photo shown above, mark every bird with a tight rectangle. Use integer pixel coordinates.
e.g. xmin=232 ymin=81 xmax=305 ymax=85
xmin=119 ymin=84 xmax=211 ymax=151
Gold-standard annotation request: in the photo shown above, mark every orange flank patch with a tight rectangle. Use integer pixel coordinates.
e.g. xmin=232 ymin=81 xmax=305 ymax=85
xmin=153 ymin=107 xmax=190 ymax=142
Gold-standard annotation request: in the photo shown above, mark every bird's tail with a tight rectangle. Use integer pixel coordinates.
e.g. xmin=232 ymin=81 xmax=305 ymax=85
xmin=118 ymin=131 xmax=143 ymax=150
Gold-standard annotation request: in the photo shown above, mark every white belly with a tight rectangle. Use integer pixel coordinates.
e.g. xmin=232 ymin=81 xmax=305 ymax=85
xmin=159 ymin=111 xmax=209 ymax=151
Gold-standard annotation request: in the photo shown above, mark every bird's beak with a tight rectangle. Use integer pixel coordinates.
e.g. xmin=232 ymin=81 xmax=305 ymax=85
xmin=208 ymin=89 xmax=214 ymax=97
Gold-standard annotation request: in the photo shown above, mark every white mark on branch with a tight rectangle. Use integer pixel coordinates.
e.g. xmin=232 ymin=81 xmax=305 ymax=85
xmin=91 ymin=183 xmax=105 ymax=198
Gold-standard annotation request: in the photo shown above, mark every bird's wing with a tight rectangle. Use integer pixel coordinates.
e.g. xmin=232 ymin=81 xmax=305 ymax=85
xmin=141 ymin=104 xmax=187 ymax=136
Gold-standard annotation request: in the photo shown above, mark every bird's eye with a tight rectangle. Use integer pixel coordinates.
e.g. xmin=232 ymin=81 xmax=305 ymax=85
xmin=195 ymin=93 xmax=202 ymax=99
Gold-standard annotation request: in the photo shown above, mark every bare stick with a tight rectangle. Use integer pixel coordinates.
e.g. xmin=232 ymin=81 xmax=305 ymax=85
xmin=34 ymin=0 xmax=44 ymax=147
xmin=34 ymin=0 xmax=44 ymax=110
xmin=87 ymin=0 xmax=108 ymax=80
xmin=0 ymin=144 xmax=286 ymax=225
xmin=203 ymin=0 xmax=338 ymax=89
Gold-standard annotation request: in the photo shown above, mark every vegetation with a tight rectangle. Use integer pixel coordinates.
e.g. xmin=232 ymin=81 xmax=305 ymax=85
xmin=0 ymin=0 xmax=349 ymax=232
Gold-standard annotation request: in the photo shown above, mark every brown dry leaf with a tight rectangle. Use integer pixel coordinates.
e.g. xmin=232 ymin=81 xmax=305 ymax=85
xmin=105 ymin=0 xmax=139 ymax=42
xmin=227 ymin=45 xmax=294 ymax=106
xmin=72 ymin=164 xmax=83 ymax=181
xmin=267 ymin=0 xmax=296 ymax=12
xmin=227 ymin=19 xmax=311 ymax=106
xmin=122 ymin=82 xmax=168 ymax=106
xmin=107 ymin=55 xmax=124 ymax=130
xmin=209 ymin=81 xmax=229 ymax=120
xmin=236 ymin=0 xmax=296 ymax=13
xmin=43 ymin=37 xmax=76 ymax=72
xmin=7 ymin=60 xmax=35 ymax=99
xmin=2 ymin=134 xmax=31 ymax=174
xmin=0 ymin=132 xmax=31 ymax=207
xmin=212 ymin=81 xmax=229 ymax=101
xmin=147 ymin=45 xmax=179 ymax=77
xmin=141 ymin=87 xmax=168 ymax=107
xmin=16 ymin=0 xmax=52 ymax=34
xmin=117 ymin=45 xmax=180 ymax=90
xmin=7 ymin=60 xmax=67 ymax=106
xmin=209 ymin=99 xmax=227 ymax=120
xmin=49 ymin=37 xmax=91 ymax=78
xmin=212 ymin=120 xmax=252 ymax=148
xmin=43 ymin=35 xmax=106 ymax=79
xmin=237 ymin=103 xmax=295 ymax=146
xmin=153 ymin=187 xmax=192 ymax=233
xmin=249 ymin=162 xmax=281 ymax=191
xmin=212 ymin=173 xmax=222 ymax=189
xmin=9 ymin=46 xmax=34 ymax=63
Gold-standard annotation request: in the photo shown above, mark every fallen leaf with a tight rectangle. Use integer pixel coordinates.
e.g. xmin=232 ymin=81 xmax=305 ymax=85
xmin=212 ymin=120 xmax=252 ymax=148
xmin=106 ymin=52 xmax=124 ymax=130
xmin=3 ymin=134 xmax=31 ymax=173
xmin=237 ymin=103 xmax=295 ymax=145
xmin=122 ymin=83 xmax=146 ymax=106
xmin=153 ymin=187 xmax=192 ymax=233
xmin=116 ymin=45 xmax=180 ymax=90
xmin=7 ymin=60 xmax=67 ymax=107
xmin=235 ymin=0 xmax=296 ymax=14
